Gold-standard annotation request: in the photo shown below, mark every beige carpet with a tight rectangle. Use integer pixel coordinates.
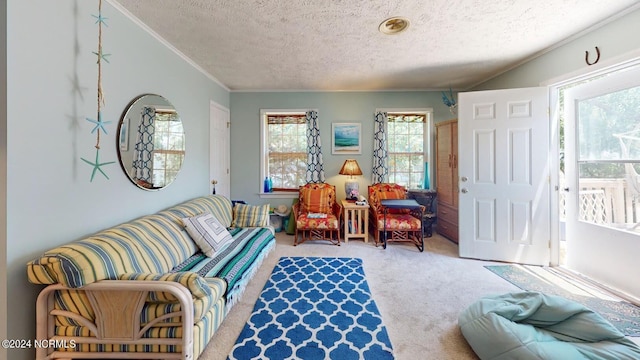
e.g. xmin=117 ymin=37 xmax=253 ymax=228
xmin=198 ymin=232 xmax=521 ymax=360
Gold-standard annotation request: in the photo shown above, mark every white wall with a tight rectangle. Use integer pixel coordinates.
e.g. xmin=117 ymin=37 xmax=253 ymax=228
xmin=474 ymin=7 xmax=640 ymax=90
xmin=473 ymin=7 xmax=640 ymax=299
xmin=5 ymin=1 xmax=229 ymax=359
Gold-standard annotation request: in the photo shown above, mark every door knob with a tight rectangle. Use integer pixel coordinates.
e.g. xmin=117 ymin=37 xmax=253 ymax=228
xmin=211 ymin=179 xmax=218 ymax=195
xmin=461 ymin=188 xmax=468 ymax=194
xmin=461 ymin=176 xmax=468 ymax=182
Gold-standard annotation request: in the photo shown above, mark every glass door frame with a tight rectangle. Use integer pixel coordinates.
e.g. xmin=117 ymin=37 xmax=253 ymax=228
xmin=545 ymin=52 xmax=640 ymax=267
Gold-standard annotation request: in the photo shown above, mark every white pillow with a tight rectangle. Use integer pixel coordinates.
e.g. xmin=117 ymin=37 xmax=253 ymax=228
xmin=183 ymin=212 xmax=233 ymax=258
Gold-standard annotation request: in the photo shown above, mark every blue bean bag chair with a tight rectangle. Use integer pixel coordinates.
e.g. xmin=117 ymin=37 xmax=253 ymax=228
xmin=458 ymin=291 xmax=640 ymax=359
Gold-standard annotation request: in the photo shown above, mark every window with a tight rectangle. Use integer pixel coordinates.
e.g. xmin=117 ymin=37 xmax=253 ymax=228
xmin=386 ymin=111 xmax=431 ymax=189
xmin=261 ymin=110 xmax=308 ymax=192
xmin=152 ymin=109 xmax=184 ymax=187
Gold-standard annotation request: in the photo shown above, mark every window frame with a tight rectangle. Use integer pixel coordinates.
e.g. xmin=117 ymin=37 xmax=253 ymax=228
xmin=378 ymin=108 xmax=434 ymax=190
xmin=151 ymin=109 xmax=184 ymax=188
xmin=259 ymin=109 xmax=313 ymax=199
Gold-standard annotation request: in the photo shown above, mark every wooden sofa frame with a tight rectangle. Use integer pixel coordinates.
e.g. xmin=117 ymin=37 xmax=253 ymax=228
xmin=36 ymin=280 xmax=194 ymax=360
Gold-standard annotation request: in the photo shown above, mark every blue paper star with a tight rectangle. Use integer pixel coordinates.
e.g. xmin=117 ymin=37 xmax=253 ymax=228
xmin=92 ymin=50 xmax=111 ymax=64
xmin=81 ymin=148 xmax=115 ymax=182
xmin=92 ymin=13 xmax=109 ymax=26
xmin=86 ymin=112 xmax=112 ymax=134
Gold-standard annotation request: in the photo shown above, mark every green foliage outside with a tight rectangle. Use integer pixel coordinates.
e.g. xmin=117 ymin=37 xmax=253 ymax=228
xmin=559 ymin=81 xmax=640 ymax=179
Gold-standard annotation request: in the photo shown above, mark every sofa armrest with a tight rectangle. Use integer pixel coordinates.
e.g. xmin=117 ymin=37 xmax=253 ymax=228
xmin=118 ymin=271 xmax=225 ymax=301
xmin=36 ymin=280 xmax=196 ymax=360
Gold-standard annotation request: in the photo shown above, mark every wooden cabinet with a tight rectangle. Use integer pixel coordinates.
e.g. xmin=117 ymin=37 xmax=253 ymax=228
xmin=435 ymin=119 xmax=458 ymax=243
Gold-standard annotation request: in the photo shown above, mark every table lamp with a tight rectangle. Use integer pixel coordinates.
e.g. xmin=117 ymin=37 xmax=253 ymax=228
xmin=339 ymin=159 xmax=363 ymax=200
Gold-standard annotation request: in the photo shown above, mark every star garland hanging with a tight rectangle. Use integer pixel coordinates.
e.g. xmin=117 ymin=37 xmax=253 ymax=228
xmin=81 ymin=0 xmax=115 ymax=182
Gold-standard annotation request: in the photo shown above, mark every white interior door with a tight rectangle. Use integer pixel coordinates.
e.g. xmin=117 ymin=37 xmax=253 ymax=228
xmin=563 ymin=65 xmax=640 ymax=298
xmin=209 ymin=100 xmax=230 ymax=198
xmin=458 ymin=87 xmax=550 ymax=265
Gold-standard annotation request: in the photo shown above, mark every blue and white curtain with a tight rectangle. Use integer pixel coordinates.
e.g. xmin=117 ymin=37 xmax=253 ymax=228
xmin=305 ymin=110 xmax=325 ymax=183
xmin=132 ymin=106 xmax=156 ymax=183
xmin=372 ymin=111 xmax=388 ymax=183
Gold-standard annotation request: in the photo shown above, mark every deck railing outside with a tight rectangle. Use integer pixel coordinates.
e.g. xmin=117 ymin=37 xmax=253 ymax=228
xmin=559 ymin=177 xmax=640 ymax=226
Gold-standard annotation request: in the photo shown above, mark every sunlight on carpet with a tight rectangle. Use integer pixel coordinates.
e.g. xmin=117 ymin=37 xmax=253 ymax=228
xmin=485 ymin=264 xmax=640 ymax=336
xmin=510 ymin=265 xmax=621 ymax=301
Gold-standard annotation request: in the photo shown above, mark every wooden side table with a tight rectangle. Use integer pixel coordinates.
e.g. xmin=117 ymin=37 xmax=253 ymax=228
xmin=341 ymin=200 xmax=369 ymax=243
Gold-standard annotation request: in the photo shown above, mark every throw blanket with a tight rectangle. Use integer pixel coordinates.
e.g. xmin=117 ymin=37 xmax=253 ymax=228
xmin=172 ymin=227 xmax=273 ymax=297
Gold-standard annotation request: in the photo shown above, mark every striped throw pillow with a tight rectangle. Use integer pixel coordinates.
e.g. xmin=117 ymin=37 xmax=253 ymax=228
xmin=299 ymin=183 xmax=334 ymax=214
xmin=232 ymin=203 xmax=270 ymax=227
xmin=182 ymin=212 xmax=233 ymax=258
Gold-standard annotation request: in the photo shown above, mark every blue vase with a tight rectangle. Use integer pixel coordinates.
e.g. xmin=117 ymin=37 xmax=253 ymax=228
xmin=263 ymin=177 xmax=271 ymax=193
xmin=423 ymin=162 xmax=430 ymax=189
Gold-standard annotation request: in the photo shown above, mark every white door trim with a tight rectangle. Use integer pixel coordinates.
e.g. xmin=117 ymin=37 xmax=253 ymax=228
xmin=209 ymin=100 xmax=230 ymax=198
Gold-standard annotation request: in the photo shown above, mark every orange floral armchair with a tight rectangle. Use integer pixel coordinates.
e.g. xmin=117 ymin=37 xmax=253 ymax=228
xmin=368 ymin=183 xmax=425 ymax=248
xmin=293 ymin=183 xmax=342 ymax=246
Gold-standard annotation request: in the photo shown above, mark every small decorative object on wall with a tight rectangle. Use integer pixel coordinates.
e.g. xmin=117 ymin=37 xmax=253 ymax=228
xmin=81 ymin=0 xmax=115 ymax=182
xmin=585 ymin=46 xmax=600 ymax=66
xmin=332 ymin=122 xmax=361 ymax=155
xmin=441 ymin=87 xmax=457 ymax=115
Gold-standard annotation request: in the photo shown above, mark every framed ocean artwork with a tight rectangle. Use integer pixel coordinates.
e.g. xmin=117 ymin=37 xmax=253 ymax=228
xmin=332 ymin=123 xmax=361 ymax=155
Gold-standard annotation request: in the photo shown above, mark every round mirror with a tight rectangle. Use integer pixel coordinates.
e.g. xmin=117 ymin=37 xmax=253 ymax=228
xmin=117 ymin=94 xmax=185 ymax=190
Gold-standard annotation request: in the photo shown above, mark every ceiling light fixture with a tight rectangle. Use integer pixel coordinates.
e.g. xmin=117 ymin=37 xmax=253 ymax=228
xmin=379 ymin=16 xmax=410 ymax=35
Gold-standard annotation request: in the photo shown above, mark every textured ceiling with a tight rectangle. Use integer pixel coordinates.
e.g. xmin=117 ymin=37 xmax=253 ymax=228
xmin=110 ymin=0 xmax=640 ymax=91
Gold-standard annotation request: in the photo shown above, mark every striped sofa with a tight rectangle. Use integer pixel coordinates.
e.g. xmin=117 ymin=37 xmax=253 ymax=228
xmin=26 ymin=195 xmax=275 ymax=360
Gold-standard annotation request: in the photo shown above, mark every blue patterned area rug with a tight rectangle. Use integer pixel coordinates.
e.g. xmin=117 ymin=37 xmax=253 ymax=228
xmin=228 ymin=257 xmax=394 ymax=360
xmin=485 ymin=264 xmax=640 ymax=336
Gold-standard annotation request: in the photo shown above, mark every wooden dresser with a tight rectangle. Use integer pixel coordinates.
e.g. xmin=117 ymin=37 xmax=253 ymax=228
xmin=435 ymin=119 xmax=458 ymax=243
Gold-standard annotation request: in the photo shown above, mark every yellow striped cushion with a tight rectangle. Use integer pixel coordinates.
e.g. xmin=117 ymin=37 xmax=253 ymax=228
xmin=54 ymin=290 xmax=96 ymax=325
xmin=139 ymin=294 xmax=213 ymax=323
xmin=26 ymin=261 xmax=56 ymax=285
xmin=118 ymin=272 xmax=215 ymax=300
xmin=26 ymin=196 xmax=235 ymax=288
xmin=27 ymin=215 xmax=197 ymax=287
xmin=163 ymin=195 xmax=234 ymax=228
xmin=231 ymin=203 xmax=270 ymax=227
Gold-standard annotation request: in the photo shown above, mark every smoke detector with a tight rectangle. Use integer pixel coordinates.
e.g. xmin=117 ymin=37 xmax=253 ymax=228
xmin=379 ymin=17 xmax=410 ymax=35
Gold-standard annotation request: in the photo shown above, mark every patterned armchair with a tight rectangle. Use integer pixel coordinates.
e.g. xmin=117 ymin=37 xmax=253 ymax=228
xmin=368 ymin=183 xmax=425 ymax=248
xmin=293 ymin=183 xmax=342 ymax=246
